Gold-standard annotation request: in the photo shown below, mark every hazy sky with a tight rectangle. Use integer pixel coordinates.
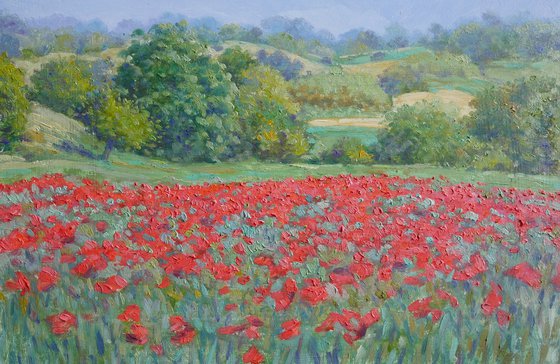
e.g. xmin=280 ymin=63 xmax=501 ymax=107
xmin=2 ymin=0 xmax=560 ymax=34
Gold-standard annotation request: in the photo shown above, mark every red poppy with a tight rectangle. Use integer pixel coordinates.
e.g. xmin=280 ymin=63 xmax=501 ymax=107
xmin=151 ymin=344 xmax=164 ymax=356
xmin=157 ymin=276 xmax=171 ymax=289
xmin=243 ymin=346 xmax=265 ymax=364
xmin=496 ymin=309 xmax=511 ymax=326
xmin=5 ymin=271 xmax=31 ymax=296
xmin=38 ymin=267 xmax=59 ymax=292
xmin=118 ymin=305 xmax=141 ymax=323
xmin=481 ymin=282 xmax=502 ymax=316
xmin=279 ymin=319 xmax=300 ymax=340
xmin=95 ymin=275 xmax=128 ymax=294
xmin=504 ymin=262 xmax=542 ymax=288
xmin=300 ymin=279 xmax=328 ymax=306
xmin=125 ymin=324 xmax=149 ymax=345
xmin=552 ymin=265 xmax=560 ymax=291
xmin=169 ymin=316 xmax=196 ymax=345
xmin=47 ymin=310 xmax=77 ymax=335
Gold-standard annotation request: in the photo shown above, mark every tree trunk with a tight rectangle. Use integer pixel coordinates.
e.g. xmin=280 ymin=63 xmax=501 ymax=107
xmin=101 ymin=139 xmax=114 ymax=161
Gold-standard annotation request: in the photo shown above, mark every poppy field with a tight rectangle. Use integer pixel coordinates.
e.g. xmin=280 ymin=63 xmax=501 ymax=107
xmin=0 ymin=174 xmax=559 ymax=363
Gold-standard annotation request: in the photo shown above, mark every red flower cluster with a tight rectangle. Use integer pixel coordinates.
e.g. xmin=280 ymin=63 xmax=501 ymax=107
xmin=1 ymin=173 xmax=559 ymax=362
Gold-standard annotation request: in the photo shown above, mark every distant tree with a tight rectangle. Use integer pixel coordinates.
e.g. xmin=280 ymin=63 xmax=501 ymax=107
xmin=449 ymin=19 xmax=517 ymax=70
xmin=237 ymin=65 xmax=309 ymax=161
xmin=322 ymin=137 xmax=373 ymax=165
xmin=384 ymin=23 xmax=409 ymax=49
xmin=88 ymin=92 xmax=156 ymax=160
xmin=425 ymin=23 xmax=450 ymax=52
xmin=515 ymin=21 xmax=560 ymax=58
xmin=0 ymin=33 xmax=20 ymax=57
xmin=30 ymin=57 xmax=96 ymax=116
xmin=54 ymin=32 xmax=78 ymax=52
xmin=378 ymin=64 xmax=428 ymax=97
xmin=0 ymin=13 xmax=28 ymax=35
xmin=256 ymin=50 xmax=303 ymax=80
xmin=245 ymin=27 xmax=263 ymax=43
xmin=0 ymin=54 xmax=29 ymax=151
xmin=374 ymin=102 xmax=468 ymax=166
xmin=466 ymin=76 xmax=560 ymax=173
xmin=358 ymin=30 xmax=381 ymax=50
xmin=218 ymin=24 xmax=245 ymax=41
xmin=218 ymin=46 xmax=257 ymax=85
xmin=116 ymin=21 xmax=242 ymax=162
xmin=266 ymin=32 xmax=307 ymax=55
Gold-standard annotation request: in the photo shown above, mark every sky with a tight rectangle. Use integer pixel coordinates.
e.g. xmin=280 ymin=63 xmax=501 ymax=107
xmin=2 ymin=0 xmax=560 ymax=34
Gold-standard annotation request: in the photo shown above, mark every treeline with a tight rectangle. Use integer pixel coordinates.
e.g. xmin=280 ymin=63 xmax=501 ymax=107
xmin=3 ymin=11 xmax=560 ymax=66
xmin=1 ymin=22 xmax=309 ymax=163
xmin=421 ymin=14 xmax=560 ymax=68
xmin=370 ymin=76 xmax=560 ymax=174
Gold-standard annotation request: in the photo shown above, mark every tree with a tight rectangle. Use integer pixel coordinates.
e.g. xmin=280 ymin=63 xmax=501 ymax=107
xmin=237 ymin=65 xmax=309 ymax=161
xmin=378 ymin=64 xmax=428 ymax=97
xmin=466 ymin=76 xmax=560 ymax=173
xmin=30 ymin=57 xmax=96 ymax=116
xmin=116 ymin=22 xmax=242 ymax=162
xmin=0 ymin=33 xmax=20 ymax=57
xmin=449 ymin=20 xmax=517 ymax=70
xmin=88 ymin=92 xmax=155 ymax=160
xmin=218 ymin=47 xmax=257 ymax=85
xmin=256 ymin=50 xmax=303 ymax=80
xmin=374 ymin=102 xmax=468 ymax=166
xmin=0 ymin=53 xmax=29 ymax=151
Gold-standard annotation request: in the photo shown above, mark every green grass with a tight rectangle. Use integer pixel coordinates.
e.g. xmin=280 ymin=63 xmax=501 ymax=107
xmin=337 ymin=47 xmax=430 ymax=65
xmin=307 ymin=126 xmax=378 ymax=147
xmin=2 ymin=151 xmax=560 ymax=192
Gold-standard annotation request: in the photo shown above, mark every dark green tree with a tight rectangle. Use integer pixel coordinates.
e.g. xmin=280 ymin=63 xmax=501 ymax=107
xmin=30 ymin=57 xmax=96 ymax=116
xmin=116 ymin=22 xmax=242 ymax=162
xmin=237 ymin=65 xmax=309 ymax=161
xmin=467 ymin=76 xmax=560 ymax=173
xmin=375 ymin=102 xmax=469 ymax=166
xmin=218 ymin=46 xmax=257 ymax=85
xmin=0 ymin=53 xmax=29 ymax=151
xmin=88 ymin=92 xmax=156 ymax=160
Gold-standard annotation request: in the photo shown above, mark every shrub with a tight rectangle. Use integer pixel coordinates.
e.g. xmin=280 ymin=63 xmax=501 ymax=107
xmin=374 ymin=102 xmax=469 ymax=166
xmin=0 ymin=53 xmax=29 ymax=151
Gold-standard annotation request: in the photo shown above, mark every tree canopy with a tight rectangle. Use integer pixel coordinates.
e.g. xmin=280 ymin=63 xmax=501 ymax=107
xmin=116 ymin=22 xmax=242 ymax=162
xmin=0 ymin=53 xmax=29 ymax=151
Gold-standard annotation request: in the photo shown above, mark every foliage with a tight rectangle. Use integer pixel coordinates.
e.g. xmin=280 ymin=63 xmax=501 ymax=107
xmin=321 ymin=137 xmax=374 ymax=164
xmin=30 ymin=57 xmax=96 ymax=116
xmin=218 ymin=46 xmax=257 ymax=85
xmin=237 ymin=65 xmax=309 ymax=161
xmin=374 ymin=102 xmax=469 ymax=166
xmin=0 ymin=33 xmax=20 ymax=57
xmin=0 ymin=53 xmax=29 ymax=151
xmin=88 ymin=92 xmax=156 ymax=160
xmin=466 ymin=76 xmax=560 ymax=174
xmin=116 ymin=22 xmax=242 ymax=162
xmin=378 ymin=64 xmax=428 ymax=97
xmin=448 ymin=18 xmax=517 ymax=68
xmin=256 ymin=49 xmax=303 ymax=80
xmin=291 ymin=72 xmax=390 ymax=117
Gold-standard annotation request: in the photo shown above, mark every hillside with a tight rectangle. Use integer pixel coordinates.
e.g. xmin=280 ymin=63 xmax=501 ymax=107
xmin=221 ymin=40 xmax=330 ymax=75
xmin=16 ymin=103 xmax=101 ymax=159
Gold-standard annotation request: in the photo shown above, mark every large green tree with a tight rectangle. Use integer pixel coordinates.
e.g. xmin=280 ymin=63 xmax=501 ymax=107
xmin=88 ymin=92 xmax=156 ymax=160
xmin=0 ymin=53 xmax=29 ymax=151
xmin=237 ymin=65 xmax=309 ymax=161
xmin=116 ymin=22 xmax=242 ymax=162
xmin=218 ymin=46 xmax=256 ymax=85
xmin=374 ymin=102 xmax=468 ymax=166
xmin=30 ymin=57 xmax=96 ymax=116
xmin=467 ymin=76 xmax=560 ymax=173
